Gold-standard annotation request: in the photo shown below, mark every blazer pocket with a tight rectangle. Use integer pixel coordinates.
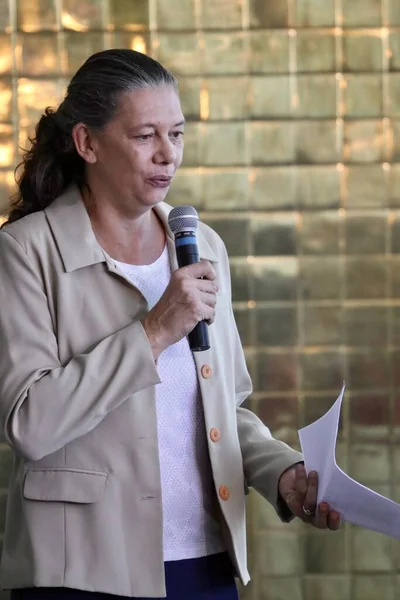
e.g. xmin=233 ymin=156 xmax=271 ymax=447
xmin=23 ymin=467 xmax=108 ymax=503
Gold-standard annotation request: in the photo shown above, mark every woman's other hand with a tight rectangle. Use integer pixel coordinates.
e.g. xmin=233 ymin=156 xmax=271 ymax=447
xmin=278 ymin=463 xmax=341 ymax=530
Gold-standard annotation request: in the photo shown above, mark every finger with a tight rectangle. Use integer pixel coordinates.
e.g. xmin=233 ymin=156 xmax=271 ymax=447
xmin=185 ymin=261 xmax=216 ymax=281
xmin=314 ymin=502 xmax=329 ymax=529
xmin=200 ymin=291 xmax=217 ymax=308
xmin=328 ymin=510 xmax=341 ymax=531
xmin=294 ymin=463 xmax=308 ymax=498
xmin=196 ymin=279 xmax=219 ymax=294
xmin=302 ymin=471 xmax=318 ymax=516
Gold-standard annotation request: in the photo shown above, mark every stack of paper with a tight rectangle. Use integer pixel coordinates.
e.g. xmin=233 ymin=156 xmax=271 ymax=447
xmin=298 ymin=384 xmax=400 ymax=538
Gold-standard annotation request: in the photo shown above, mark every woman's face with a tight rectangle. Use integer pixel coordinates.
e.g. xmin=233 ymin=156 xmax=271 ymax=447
xmin=87 ymin=84 xmax=185 ymax=213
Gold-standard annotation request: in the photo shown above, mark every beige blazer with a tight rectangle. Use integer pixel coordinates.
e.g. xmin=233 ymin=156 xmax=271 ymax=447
xmin=0 ymin=186 xmax=302 ymax=597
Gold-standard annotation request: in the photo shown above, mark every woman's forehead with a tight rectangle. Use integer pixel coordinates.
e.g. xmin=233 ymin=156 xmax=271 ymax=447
xmin=116 ymin=86 xmax=184 ymax=125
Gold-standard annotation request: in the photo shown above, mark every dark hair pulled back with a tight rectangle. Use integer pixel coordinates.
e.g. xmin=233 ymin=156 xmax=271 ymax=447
xmin=3 ymin=49 xmax=177 ymax=225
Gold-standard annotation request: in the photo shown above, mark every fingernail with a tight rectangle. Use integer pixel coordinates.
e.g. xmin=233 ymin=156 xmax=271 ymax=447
xmin=320 ymin=503 xmax=328 ymax=512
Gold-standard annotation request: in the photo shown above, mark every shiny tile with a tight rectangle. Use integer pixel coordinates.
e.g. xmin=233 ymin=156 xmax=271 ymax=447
xmin=343 ymin=31 xmax=383 ymax=72
xmin=293 ymin=0 xmax=335 ymax=26
xmin=17 ymin=78 xmax=63 ymax=127
xmin=0 ymin=171 xmax=14 ymax=214
xmin=17 ymin=0 xmax=58 ymax=32
xmin=63 ymin=32 xmax=105 ymax=75
xmin=249 ymin=30 xmax=290 ymax=74
xmin=200 ymin=122 xmax=246 ymax=166
xmin=302 ymin=305 xmax=342 ymax=345
xmin=304 ymin=529 xmax=347 ymax=573
xmin=344 ymin=74 xmax=383 ymax=117
xmin=389 ymin=33 xmax=400 ymax=71
xmin=200 ymin=0 xmax=242 ymax=30
xmin=17 ymin=33 xmax=59 ymax=76
xmin=156 ymin=33 xmax=200 ymax=76
xmin=61 ymin=0 xmax=105 ymax=31
xmin=303 ymin=576 xmax=351 ymax=600
xmin=155 ymin=0 xmax=196 ymax=30
xmin=249 ymin=75 xmax=291 ymax=119
xmin=0 ymin=124 xmax=13 ymax=168
xmin=255 ymin=306 xmax=298 ymax=346
xmin=351 ymin=526 xmax=393 ymax=570
xmin=0 ymin=0 xmax=10 ymax=31
xmin=0 ymin=35 xmax=12 ymax=75
xmin=299 ymin=257 xmax=342 ymax=300
xmin=202 ymin=215 xmax=249 ymax=256
xmin=203 ymin=168 xmax=250 ymax=211
xmin=256 ymin=395 xmax=299 ymax=442
xmin=343 ymin=120 xmax=384 ymax=163
xmin=300 ymin=349 xmax=344 ymax=391
xmin=0 ymin=79 xmax=12 ymax=122
xmin=108 ymin=0 xmax=149 ymax=30
xmin=342 ymin=0 xmax=382 ymax=26
xmin=202 ymin=32 xmax=248 ymax=75
xmin=387 ymin=73 xmax=400 ymax=116
xmin=349 ymin=392 xmax=390 ymax=441
xmin=256 ymin=349 xmax=298 ymax=392
xmin=250 ymin=121 xmax=295 ymax=165
xmin=252 ymin=258 xmax=298 ymax=301
xmin=345 ymin=257 xmax=387 ymax=299
xmin=346 ymin=349 xmax=390 ymax=388
xmin=296 ymin=30 xmax=337 ymax=72
xmin=296 ymin=120 xmax=340 ymax=164
xmin=346 ymin=165 xmax=388 ymax=208
xmin=345 ymin=213 xmax=387 ymax=254
xmin=249 ymin=0 xmax=289 ymax=27
xmin=251 ymin=214 xmax=297 ymax=256
xmin=297 ymin=166 xmax=341 ymax=209
xmin=299 ymin=211 xmax=340 ymax=255
xmin=206 ymin=76 xmax=248 ymax=120
xmin=353 ymin=576 xmax=395 ymax=600
xmin=344 ymin=305 xmax=387 ymax=346
xmin=251 ymin=166 xmax=296 ymax=211
xmin=295 ymin=74 xmax=337 ymax=118
xmin=168 ymin=168 xmax=202 ymax=209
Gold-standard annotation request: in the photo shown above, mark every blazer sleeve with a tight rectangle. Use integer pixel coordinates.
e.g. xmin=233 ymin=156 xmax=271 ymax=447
xmin=214 ymin=232 xmax=303 ymax=520
xmin=0 ymin=230 xmax=161 ymax=462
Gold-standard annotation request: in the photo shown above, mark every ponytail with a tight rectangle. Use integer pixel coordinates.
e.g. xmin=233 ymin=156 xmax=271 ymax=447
xmin=4 ymin=107 xmax=83 ymax=226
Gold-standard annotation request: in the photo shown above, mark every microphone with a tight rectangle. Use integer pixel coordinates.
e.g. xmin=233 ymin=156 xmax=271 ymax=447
xmin=168 ymin=205 xmax=210 ymax=352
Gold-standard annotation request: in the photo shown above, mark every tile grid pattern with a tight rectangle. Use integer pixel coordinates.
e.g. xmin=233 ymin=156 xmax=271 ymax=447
xmin=0 ymin=0 xmax=400 ymax=598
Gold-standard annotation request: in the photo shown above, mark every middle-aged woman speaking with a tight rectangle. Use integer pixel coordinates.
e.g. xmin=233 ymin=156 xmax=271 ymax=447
xmin=0 ymin=49 xmax=340 ymax=600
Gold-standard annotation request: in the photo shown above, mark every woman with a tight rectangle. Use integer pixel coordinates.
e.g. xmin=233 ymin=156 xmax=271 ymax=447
xmin=0 ymin=50 xmax=340 ymax=599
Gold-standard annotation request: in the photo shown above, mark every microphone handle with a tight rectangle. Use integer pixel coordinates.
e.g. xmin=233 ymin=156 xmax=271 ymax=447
xmin=176 ymin=243 xmax=210 ymax=352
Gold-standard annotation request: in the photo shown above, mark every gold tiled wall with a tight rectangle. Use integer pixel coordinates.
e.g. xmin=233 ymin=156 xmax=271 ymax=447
xmin=1 ymin=0 xmax=400 ymax=599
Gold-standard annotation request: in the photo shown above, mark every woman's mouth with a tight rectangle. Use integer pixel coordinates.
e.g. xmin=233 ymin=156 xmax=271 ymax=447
xmin=147 ymin=176 xmax=172 ymax=188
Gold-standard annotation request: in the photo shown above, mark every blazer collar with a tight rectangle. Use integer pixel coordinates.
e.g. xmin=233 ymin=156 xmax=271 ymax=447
xmin=45 ymin=185 xmax=218 ymax=273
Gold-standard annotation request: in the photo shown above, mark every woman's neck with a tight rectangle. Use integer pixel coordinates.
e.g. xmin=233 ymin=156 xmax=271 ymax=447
xmin=82 ymin=188 xmax=166 ymax=265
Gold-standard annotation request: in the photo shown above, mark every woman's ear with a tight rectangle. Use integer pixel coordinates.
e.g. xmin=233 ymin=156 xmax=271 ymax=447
xmin=72 ymin=123 xmax=98 ymax=164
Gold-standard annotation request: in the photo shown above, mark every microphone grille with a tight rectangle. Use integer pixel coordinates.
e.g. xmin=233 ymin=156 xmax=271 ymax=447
xmin=168 ymin=205 xmax=199 ymax=234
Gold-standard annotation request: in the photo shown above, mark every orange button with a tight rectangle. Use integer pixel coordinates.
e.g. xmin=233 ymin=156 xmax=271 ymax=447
xmin=201 ymin=365 xmax=212 ymax=379
xmin=219 ymin=485 xmax=230 ymax=501
xmin=210 ymin=428 xmax=221 ymax=442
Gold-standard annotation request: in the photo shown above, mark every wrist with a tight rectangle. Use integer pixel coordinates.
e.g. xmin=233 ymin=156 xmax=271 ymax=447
xmin=142 ymin=317 xmax=165 ymax=361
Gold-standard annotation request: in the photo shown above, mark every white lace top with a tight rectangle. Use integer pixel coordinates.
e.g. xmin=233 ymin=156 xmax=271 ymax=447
xmin=115 ymin=246 xmax=225 ymax=561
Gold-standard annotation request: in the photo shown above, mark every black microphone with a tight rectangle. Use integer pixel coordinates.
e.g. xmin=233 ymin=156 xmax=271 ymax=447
xmin=168 ymin=205 xmax=210 ymax=352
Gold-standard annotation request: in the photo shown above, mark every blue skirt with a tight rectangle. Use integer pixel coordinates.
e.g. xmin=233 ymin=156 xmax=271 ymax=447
xmin=10 ymin=552 xmax=239 ymax=600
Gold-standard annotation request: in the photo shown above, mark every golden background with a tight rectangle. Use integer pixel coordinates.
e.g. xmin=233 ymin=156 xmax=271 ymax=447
xmin=0 ymin=0 xmax=400 ymax=599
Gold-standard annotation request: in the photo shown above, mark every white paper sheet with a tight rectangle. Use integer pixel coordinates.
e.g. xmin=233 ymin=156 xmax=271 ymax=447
xmin=298 ymin=383 xmax=400 ymax=539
